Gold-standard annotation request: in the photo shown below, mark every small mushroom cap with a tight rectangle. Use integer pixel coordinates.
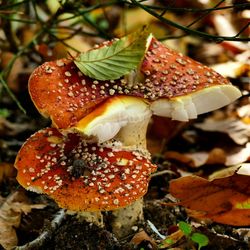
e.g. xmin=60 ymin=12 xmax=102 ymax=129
xmin=15 ymin=128 xmax=156 ymax=211
xmin=72 ymin=95 xmax=151 ymax=143
xmin=141 ymin=37 xmax=241 ymax=121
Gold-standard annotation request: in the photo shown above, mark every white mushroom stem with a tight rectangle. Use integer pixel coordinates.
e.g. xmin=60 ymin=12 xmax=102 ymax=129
xmin=72 ymin=96 xmax=152 ymax=146
xmin=114 ymin=112 xmax=151 ymax=148
xmin=110 ymin=198 xmax=144 ymax=238
xmin=67 ymin=211 xmax=104 ymax=228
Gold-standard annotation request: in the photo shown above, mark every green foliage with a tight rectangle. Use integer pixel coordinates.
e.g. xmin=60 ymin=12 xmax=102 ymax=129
xmin=0 ymin=108 xmax=10 ymax=118
xmin=74 ymin=29 xmax=150 ymax=80
xmin=164 ymin=238 xmax=174 ymax=244
xmin=178 ymin=221 xmax=209 ymax=249
xmin=178 ymin=221 xmax=192 ymax=236
xmin=191 ymin=233 xmax=209 ymax=250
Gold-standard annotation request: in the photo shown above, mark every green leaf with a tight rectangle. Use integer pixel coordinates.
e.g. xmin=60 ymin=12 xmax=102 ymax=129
xmin=74 ymin=29 xmax=150 ymax=80
xmin=191 ymin=233 xmax=209 ymax=250
xmin=0 ymin=108 xmax=10 ymax=118
xmin=178 ymin=221 xmax=192 ymax=236
xmin=235 ymin=200 xmax=250 ymax=209
xmin=164 ymin=238 xmax=174 ymax=244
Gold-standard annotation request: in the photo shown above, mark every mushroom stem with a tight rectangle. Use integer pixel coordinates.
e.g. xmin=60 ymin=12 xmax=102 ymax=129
xmin=68 ymin=211 xmax=104 ymax=228
xmin=114 ymin=113 xmax=151 ymax=148
xmin=110 ymin=198 xmax=144 ymax=238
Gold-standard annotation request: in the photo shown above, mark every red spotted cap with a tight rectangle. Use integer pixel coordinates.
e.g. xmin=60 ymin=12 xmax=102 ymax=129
xmin=28 ymin=35 xmax=241 ymax=140
xmin=140 ymin=37 xmax=241 ymax=121
xmin=15 ymin=128 xmax=156 ymax=211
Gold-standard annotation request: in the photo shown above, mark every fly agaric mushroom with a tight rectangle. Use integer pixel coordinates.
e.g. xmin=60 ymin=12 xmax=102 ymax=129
xmin=141 ymin=37 xmax=242 ymax=121
xmin=15 ymin=127 xmax=157 ymax=235
xmin=28 ymin=59 xmax=151 ymax=146
xmin=28 ymin=35 xmax=241 ymax=145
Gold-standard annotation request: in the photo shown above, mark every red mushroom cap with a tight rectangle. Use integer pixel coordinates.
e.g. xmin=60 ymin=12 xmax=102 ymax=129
xmin=140 ymin=37 xmax=241 ymax=121
xmin=28 ymin=59 xmax=111 ymax=129
xmin=15 ymin=128 xmax=156 ymax=211
xmin=141 ymin=37 xmax=230 ymax=97
xmin=28 ymin=35 xmax=241 ymax=138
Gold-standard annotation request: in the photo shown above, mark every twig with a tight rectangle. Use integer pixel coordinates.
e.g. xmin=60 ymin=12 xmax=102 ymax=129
xmin=186 ymin=0 xmax=225 ymax=28
xmin=147 ymin=220 xmax=166 ymax=239
xmin=15 ymin=209 xmax=66 ymax=250
xmin=151 ymin=169 xmax=176 ymax=178
xmin=234 ymin=22 xmax=250 ymax=37
xmin=0 ymin=75 xmax=26 ymax=114
xmin=0 ymin=15 xmax=36 ymax=24
xmin=130 ymin=0 xmax=250 ymax=42
xmin=55 ymin=1 xmax=119 ymax=24
xmin=0 ymin=29 xmax=44 ymax=113
xmin=0 ymin=0 xmax=31 ymax=10
xmin=141 ymin=2 xmax=250 ymax=13
xmin=2 ymin=18 xmax=18 ymax=53
xmin=48 ymin=31 xmax=81 ymax=53
xmin=82 ymin=13 xmax=112 ymax=39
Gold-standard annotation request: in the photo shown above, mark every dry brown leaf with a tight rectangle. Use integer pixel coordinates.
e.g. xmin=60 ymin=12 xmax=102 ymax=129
xmin=237 ymin=104 xmax=250 ymax=119
xmin=165 ymin=148 xmax=227 ymax=168
xmin=212 ymin=62 xmax=250 ymax=79
xmin=226 ymin=143 xmax=250 ymax=166
xmin=195 ymin=118 xmax=250 ymax=145
xmin=212 ymin=15 xmax=250 ymax=54
xmin=209 ymin=165 xmax=241 ymax=180
xmin=130 ymin=230 xmax=157 ymax=249
xmin=158 ymin=229 xmax=184 ymax=249
xmin=165 ymin=144 xmax=250 ymax=168
xmin=169 ymin=164 xmax=250 ymax=226
xmin=0 ymin=191 xmax=46 ymax=250
xmin=0 ymin=163 xmax=16 ymax=183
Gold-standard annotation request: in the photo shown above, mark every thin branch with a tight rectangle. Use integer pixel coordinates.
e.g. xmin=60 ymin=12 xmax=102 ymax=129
xmin=163 ymin=0 xmax=226 ymax=42
xmin=0 ymin=29 xmax=44 ymax=113
xmin=130 ymin=0 xmax=250 ymax=42
xmin=82 ymin=13 xmax=112 ymax=39
xmin=48 ymin=31 xmax=81 ymax=53
xmin=0 ymin=15 xmax=36 ymax=23
xmin=31 ymin=0 xmax=42 ymax=23
xmin=141 ymin=2 xmax=250 ymax=13
xmin=233 ymin=22 xmax=250 ymax=37
xmin=186 ymin=0 xmax=225 ymax=28
xmin=158 ymin=34 xmax=187 ymax=40
xmin=55 ymin=1 xmax=119 ymax=24
xmin=0 ymin=0 xmax=31 ymax=10
xmin=0 ymin=75 xmax=26 ymax=114
xmin=2 ymin=18 xmax=18 ymax=53
xmin=15 ymin=209 xmax=66 ymax=250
